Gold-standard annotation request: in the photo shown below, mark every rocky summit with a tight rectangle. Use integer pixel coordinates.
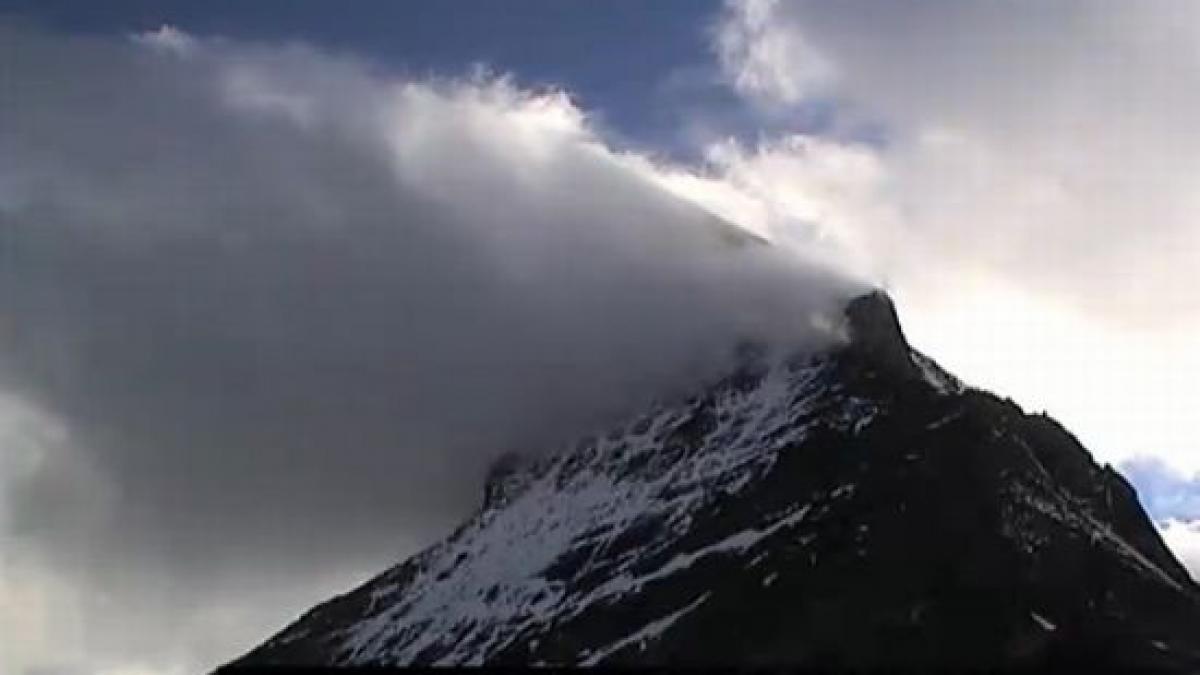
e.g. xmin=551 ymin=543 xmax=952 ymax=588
xmin=224 ymin=291 xmax=1200 ymax=670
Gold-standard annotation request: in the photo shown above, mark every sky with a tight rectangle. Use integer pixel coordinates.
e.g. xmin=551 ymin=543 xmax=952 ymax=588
xmin=1 ymin=2 xmax=1199 ymax=673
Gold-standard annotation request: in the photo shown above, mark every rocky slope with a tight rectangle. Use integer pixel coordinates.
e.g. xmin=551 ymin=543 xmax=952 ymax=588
xmin=223 ymin=291 xmax=1200 ymax=669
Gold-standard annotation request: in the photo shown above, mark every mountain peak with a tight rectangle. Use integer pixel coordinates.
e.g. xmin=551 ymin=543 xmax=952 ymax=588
xmin=842 ymin=290 xmax=918 ymax=380
xmin=225 ymin=293 xmax=1200 ymax=671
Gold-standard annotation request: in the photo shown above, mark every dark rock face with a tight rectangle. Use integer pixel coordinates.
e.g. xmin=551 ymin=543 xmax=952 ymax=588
xmin=223 ymin=291 xmax=1200 ymax=670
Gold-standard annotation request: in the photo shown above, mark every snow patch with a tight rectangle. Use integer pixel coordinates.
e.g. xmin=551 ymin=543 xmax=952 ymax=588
xmin=926 ymin=411 xmax=962 ymax=430
xmin=911 ymin=349 xmax=966 ymax=395
xmin=1030 ymin=612 xmax=1056 ymax=631
xmin=579 ymin=592 xmax=711 ymax=665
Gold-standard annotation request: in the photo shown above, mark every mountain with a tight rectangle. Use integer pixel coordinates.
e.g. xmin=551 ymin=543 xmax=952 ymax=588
xmin=223 ymin=291 xmax=1200 ymax=670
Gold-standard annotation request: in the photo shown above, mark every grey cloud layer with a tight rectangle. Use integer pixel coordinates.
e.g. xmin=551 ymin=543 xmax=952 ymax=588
xmin=0 ymin=26 xmax=859 ymax=673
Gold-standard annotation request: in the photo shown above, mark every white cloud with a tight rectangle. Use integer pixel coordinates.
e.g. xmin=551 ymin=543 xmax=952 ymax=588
xmin=711 ymin=1 xmax=1200 ymax=475
xmin=713 ymin=0 xmax=835 ymax=106
xmin=131 ymin=24 xmax=196 ymax=54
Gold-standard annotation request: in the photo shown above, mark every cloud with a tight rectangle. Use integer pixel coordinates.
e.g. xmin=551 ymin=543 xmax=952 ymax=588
xmin=716 ymin=0 xmax=1200 ymax=323
xmin=650 ymin=135 xmax=898 ymax=280
xmin=1121 ymin=457 xmax=1200 ymax=523
xmin=0 ymin=23 xmax=860 ymax=674
xmin=705 ymin=1 xmax=1200 ymax=477
xmin=131 ymin=23 xmax=196 ymax=54
xmin=713 ymin=0 xmax=835 ymax=107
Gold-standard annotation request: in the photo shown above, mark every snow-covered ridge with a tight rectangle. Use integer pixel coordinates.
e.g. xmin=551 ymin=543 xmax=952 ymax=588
xmin=258 ymin=349 xmax=883 ymax=665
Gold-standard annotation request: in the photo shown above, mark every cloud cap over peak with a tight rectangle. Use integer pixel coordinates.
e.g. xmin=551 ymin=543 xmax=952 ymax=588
xmin=0 ymin=23 xmax=859 ymax=674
